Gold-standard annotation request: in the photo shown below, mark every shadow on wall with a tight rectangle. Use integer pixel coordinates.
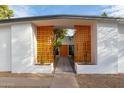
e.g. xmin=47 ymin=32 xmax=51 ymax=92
xmin=97 ymin=26 xmax=118 ymax=71
xmin=12 ymin=25 xmax=52 ymax=73
xmin=12 ymin=30 xmax=34 ymax=72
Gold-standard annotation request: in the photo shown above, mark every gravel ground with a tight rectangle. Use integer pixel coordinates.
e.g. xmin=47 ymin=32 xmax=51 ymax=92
xmin=0 ymin=72 xmax=53 ymax=88
xmin=76 ymin=74 xmax=124 ymax=88
xmin=1 ymin=72 xmax=124 ymax=88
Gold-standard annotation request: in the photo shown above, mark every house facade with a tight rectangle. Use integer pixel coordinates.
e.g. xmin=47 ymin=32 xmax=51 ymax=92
xmin=0 ymin=15 xmax=124 ymax=74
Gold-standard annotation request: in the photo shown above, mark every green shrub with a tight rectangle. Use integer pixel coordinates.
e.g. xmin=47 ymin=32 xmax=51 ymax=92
xmin=40 ymin=59 xmax=44 ymax=65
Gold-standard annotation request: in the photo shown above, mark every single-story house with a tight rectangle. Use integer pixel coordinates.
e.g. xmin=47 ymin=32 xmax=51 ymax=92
xmin=0 ymin=15 xmax=124 ymax=74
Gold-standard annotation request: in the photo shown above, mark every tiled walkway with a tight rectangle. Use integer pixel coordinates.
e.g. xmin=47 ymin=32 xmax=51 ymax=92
xmin=51 ymin=57 xmax=79 ymax=88
xmin=55 ymin=57 xmax=73 ymax=73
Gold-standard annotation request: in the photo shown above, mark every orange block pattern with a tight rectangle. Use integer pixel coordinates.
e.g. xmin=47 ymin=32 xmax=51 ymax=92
xmin=37 ymin=26 xmax=54 ymax=64
xmin=74 ymin=25 xmax=91 ymax=63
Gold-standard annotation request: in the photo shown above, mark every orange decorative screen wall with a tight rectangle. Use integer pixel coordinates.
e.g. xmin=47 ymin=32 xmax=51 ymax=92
xmin=37 ymin=26 xmax=54 ymax=64
xmin=74 ymin=25 xmax=91 ymax=63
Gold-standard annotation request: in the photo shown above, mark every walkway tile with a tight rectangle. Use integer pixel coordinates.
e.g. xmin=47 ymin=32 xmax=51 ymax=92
xmin=51 ymin=57 xmax=79 ymax=88
xmin=50 ymin=73 xmax=79 ymax=88
xmin=55 ymin=57 xmax=73 ymax=73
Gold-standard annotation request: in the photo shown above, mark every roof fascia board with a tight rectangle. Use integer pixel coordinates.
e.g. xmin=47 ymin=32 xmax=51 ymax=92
xmin=0 ymin=15 xmax=124 ymax=24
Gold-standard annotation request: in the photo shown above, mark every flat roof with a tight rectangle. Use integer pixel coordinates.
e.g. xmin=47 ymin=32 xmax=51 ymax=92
xmin=0 ymin=14 xmax=124 ymax=24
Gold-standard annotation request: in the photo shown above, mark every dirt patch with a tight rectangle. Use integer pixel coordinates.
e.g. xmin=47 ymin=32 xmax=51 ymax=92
xmin=0 ymin=72 xmax=53 ymax=88
xmin=0 ymin=72 xmax=53 ymax=78
xmin=76 ymin=74 xmax=124 ymax=88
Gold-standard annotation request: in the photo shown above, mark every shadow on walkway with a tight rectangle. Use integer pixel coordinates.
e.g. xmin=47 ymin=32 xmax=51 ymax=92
xmin=55 ymin=57 xmax=74 ymax=73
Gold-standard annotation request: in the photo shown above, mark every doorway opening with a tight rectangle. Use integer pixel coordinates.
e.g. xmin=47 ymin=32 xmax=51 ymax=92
xmin=53 ymin=25 xmax=92 ymax=73
xmin=54 ymin=28 xmax=75 ymax=73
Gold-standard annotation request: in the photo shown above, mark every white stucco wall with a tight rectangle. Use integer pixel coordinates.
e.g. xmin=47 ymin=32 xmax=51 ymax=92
xmin=76 ymin=22 xmax=118 ymax=74
xmin=1 ymin=20 xmax=124 ymax=74
xmin=0 ymin=26 xmax=11 ymax=71
xmin=11 ymin=23 xmax=53 ymax=73
xmin=118 ymin=24 xmax=124 ymax=73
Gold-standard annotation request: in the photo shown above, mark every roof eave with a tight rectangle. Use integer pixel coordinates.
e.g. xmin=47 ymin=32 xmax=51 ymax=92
xmin=0 ymin=15 xmax=124 ymax=24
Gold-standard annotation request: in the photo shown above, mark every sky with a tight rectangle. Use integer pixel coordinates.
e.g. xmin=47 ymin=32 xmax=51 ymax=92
xmin=8 ymin=5 xmax=124 ymax=18
xmin=8 ymin=5 xmax=124 ymax=36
